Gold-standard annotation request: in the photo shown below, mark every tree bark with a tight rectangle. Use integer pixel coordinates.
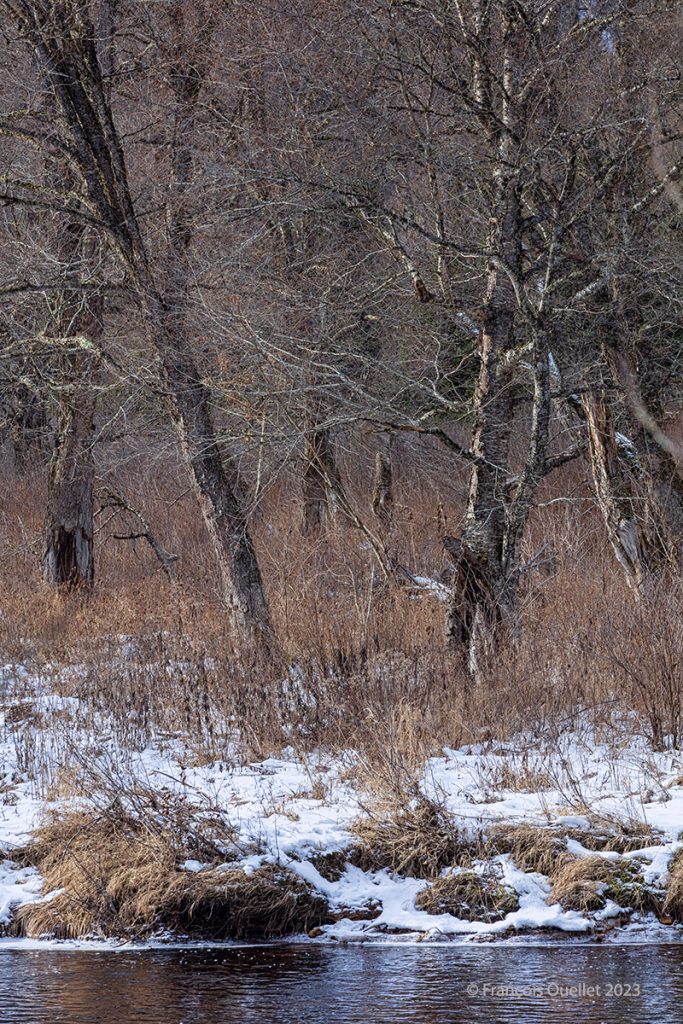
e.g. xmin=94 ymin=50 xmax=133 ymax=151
xmin=582 ymin=376 xmax=679 ymax=588
xmin=155 ymin=5 xmax=275 ymax=656
xmin=43 ymin=343 xmax=98 ymax=589
xmin=582 ymin=390 xmax=646 ymax=587
xmin=156 ymin=327 xmax=273 ymax=650
xmin=42 ymin=145 xmax=100 ymax=590
xmin=301 ymin=406 xmax=349 ymax=536
xmin=446 ymin=3 xmax=527 ymax=672
xmin=371 ymin=447 xmax=394 ymax=536
xmin=579 ymin=1 xmax=683 ymax=583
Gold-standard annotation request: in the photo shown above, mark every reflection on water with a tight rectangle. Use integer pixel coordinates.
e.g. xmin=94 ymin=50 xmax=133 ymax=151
xmin=2 ymin=941 xmax=683 ymax=1024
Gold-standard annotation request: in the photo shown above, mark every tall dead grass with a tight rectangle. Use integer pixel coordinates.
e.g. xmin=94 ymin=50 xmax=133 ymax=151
xmin=0 ymin=452 xmax=681 ymax=778
xmin=13 ymin=808 xmax=329 ymax=940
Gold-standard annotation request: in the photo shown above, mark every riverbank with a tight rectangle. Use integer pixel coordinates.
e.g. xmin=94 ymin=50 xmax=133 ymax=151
xmin=2 ymin=667 xmax=683 ymax=946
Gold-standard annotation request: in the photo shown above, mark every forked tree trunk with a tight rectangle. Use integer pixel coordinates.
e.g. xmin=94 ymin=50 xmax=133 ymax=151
xmin=582 ymin=386 xmax=677 ymax=589
xmin=603 ymin=349 xmax=683 ymax=575
xmin=551 ymin=348 xmax=680 ymax=586
xmin=582 ymin=391 xmax=646 ymax=586
xmin=578 ymin=7 xmax=682 ymax=586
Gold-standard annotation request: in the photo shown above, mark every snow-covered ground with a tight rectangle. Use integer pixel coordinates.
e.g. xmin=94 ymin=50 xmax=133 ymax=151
xmin=2 ymin=666 xmax=683 ymax=945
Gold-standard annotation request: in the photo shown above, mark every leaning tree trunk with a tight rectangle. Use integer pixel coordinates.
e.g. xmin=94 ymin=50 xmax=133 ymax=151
xmin=8 ymin=0 xmax=276 ymax=656
xmin=582 ymin=390 xmax=646 ymax=586
xmin=160 ymin=11 xmax=275 ymax=658
xmin=577 ymin=5 xmax=683 ymax=586
xmin=581 ymin=381 xmax=677 ymax=589
xmin=157 ymin=332 xmax=274 ymax=652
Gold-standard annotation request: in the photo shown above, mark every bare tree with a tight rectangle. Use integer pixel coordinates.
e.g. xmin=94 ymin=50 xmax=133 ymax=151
xmin=1 ymin=1 xmax=277 ymax=656
xmin=41 ymin=0 xmax=118 ymax=588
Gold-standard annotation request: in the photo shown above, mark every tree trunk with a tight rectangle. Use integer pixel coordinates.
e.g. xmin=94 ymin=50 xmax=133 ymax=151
xmin=579 ymin=2 xmax=682 ymax=584
xmin=371 ymin=447 xmax=394 ymax=536
xmin=582 ymin=376 xmax=679 ymax=588
xmin=156 ymin=330 xmax=273 ymax=650
xmin=158 ymin=10 xmax=275 ymax=657
xmin=301 ymin=406 xmax=349 ymax=536
xmin=582 ymin=390 xmax=648 ymax=586
xmin=446 ymin=3 xmax=525 ymax=672
xmin=42 ymin=161 xmax=100 ymax=590
xmin=43 ymin=355 xmax=97 ymax=589
xmin=41 ymin=0 xmax=118 ymax=591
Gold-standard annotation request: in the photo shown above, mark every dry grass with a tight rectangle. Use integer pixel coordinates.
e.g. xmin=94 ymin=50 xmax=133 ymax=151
xmin=2 ymin=454 xmax=674 ymax=767
xmin=549 ymin=856 xmax=663 ymax=916
xmin=549 ymin=857 xmax=618 ymax=913
xmin=0 ymin=454 xmax=682 ymax=939
xmin=565 ymin=819 xmax=659 ymax=855
xmin=309 ymin=849 xmax=350 ymax=882
xmin=158 ymin=865 xmax=330 ymax=941
xmin=489 ymin=825 xmax=573 ymax=876
xmin=13 ymin=809 xmax=329 ymax=940
xmin=489 ymin=820 xmax=660 ymax=877
xmin=415 ymin=870 xmax=519 ymax=922
xmin=606 ymin=863 xmax=665 ymax=917
xmin=350 ymin=798 xmax=480 ymax=879
xmin=663 ymin=851 xmax=683 ymax=922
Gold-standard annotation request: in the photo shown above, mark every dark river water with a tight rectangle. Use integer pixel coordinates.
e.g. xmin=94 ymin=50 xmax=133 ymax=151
xmin=2 ymin=941 xmax=683 ymax=1024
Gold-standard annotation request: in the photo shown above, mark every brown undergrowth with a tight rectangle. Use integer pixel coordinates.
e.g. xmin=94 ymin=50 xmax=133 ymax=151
xmin=4 ymin=799 xmax=677 ymax=939
xmin=1 ymin=457 xmax=682 ymax=767
xmin=12 ymin=809 xmax=329 ymax=940
xmin=1 ymin=458 xmax=682 ymax=938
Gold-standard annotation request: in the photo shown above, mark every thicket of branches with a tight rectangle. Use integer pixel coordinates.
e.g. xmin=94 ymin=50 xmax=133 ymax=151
xmin=0 ymin=1 xmax=681 ymax=694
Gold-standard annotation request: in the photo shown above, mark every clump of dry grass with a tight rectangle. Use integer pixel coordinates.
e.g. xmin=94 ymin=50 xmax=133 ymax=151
xmin=415 ymin=870 xmax=518 ymax=922
xmin=491 ymin=824 xmax=664 ymax=919
xmin=566 ymin=819 xmax=659 ymax=855
xmin=549 ymin=856 xmax=618 ymax=912
xmin=490 ymin=820 xmax=659 ymax=879
xmin=158 ymin=864 xmax=330 ymax=940
xmin=13 ymin=810 xmax=329 ymax=940
xmin=309 ymin=849 xmax=350 ymax=882
xmin=12 ymin=809 xmax=177 ymax=938
xmin=662 ymin=851 xmax=683 ymax=922
xmin=549 ymin=856 xmax=663 ymax=916
xmin=350 ymin=798 xmax=479 ymax=879
xmin=489 ymin=824 xmax=573 ymax=876
xmin=606 ymin=862 xmax=665 ymax=917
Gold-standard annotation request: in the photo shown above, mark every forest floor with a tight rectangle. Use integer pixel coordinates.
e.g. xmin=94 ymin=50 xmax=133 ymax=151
xmin=2 ymin=660 xmax=683 ymax=946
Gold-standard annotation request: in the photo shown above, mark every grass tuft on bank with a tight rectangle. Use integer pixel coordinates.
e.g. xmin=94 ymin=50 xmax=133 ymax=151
xmin=13 ymin=810 xmax=329 ymax=940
